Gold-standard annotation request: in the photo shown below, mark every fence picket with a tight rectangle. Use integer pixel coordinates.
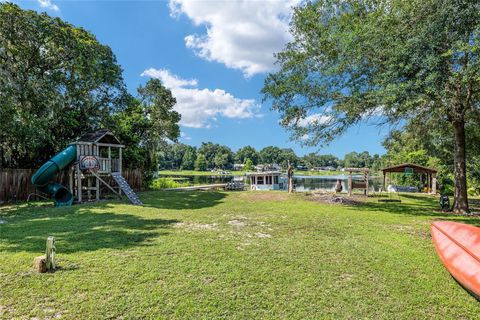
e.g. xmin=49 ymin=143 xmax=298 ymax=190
xmin=0 ymin=168 xmax=144 ymax=204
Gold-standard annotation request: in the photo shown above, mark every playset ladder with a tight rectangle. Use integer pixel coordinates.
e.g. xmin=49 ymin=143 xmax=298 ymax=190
xmin=111 ymin=172 xmax=143 ymax=205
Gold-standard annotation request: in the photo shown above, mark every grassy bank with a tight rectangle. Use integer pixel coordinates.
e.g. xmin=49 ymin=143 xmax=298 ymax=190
xmin=295 ymin=170 xmax=344 ymax=176
xmin=158 ymin=169 xmax=375 ymax=177
xmin=1 ymin=191 xmax=480 ymax=318
xmin=158 ymin=170 xmax=245 ymax=176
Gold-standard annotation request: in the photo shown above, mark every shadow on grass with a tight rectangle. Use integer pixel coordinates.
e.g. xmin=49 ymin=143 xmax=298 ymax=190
xmin=141 ymin=190 xmax=227 ymax=210
xmin=0 ymin=202 xmax=178 ymax=253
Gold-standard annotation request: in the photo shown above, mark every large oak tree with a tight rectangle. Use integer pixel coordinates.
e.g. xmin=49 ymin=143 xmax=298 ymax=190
xmin=111 ymin=78 xmax=181 ymax=175
xmin=0 ymin=3 xmax=128 ymax=168
xmin=263 ymin=0 xmax=480 ymax=213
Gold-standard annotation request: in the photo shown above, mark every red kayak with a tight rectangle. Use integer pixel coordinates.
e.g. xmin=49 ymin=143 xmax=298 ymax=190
xmin=431 ymin=221 xmax=480 ymax=299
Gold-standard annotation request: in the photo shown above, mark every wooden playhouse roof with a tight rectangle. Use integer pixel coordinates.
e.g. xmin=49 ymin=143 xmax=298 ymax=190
xmin=381 ymin=163 xmax=437 ymax=174
xmin=76 ymin=129 xmax=123 ymax=146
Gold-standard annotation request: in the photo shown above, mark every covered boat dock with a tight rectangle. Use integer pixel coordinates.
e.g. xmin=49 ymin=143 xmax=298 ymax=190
xmin=381 ymin=163 xmax=437 ymax=194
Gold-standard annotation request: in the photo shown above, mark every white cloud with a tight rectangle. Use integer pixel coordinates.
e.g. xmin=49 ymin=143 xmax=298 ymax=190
xmin=180 ymin=132 xmax=191 ymax=140
xmin=297 ymin=114 xmax=331 ymax=127
xmin=300 ymin=134 xmax=310 ymax=141
xmin=141 ymin=68 xmax=198 ymax=89
xmin=169 ymin=0 xmax=299 ymax=77
xmin=37 ymin=0 xmax=59 ymax=11
xmin=141 ymin=68 xmax=260 ymax=128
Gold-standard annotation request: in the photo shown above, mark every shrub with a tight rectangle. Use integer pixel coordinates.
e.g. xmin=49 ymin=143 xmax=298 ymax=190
xmin=150 ymin=178 xmax=189 ymax=190
xmin=243 ymin=158 xmax=254 ymax=171
xmin=442 ymin=185 xmax=454 ymax=196
xmin=468 ymin=187 xmax=478 ymax=197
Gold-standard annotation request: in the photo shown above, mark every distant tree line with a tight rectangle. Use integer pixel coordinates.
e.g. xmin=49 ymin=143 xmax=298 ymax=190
xmin=157 ymin=142 xmax=384 ymax=172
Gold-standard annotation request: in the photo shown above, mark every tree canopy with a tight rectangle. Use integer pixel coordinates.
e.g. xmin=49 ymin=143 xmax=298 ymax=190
xmin=235 ymin=146 xmax=259 ymax=165
xmin=263 ymin=0 xmax=480 ymax=212
xmin=302 ymin=153 xmax=341 ymax=169
xmin=112 ymin=79 xmax=180 ymax=173
xmin=0 ymin=3 xmax=128 ymax=168
xmin=258 ymin=146 xmax=299 ymax=168
xmin=0 ymin=3 xmax=181 ymax=183
xmin=198 ymin=142 xmax=234 ymax=170
xmin=194 ymin=153 xmax=208 ymax=171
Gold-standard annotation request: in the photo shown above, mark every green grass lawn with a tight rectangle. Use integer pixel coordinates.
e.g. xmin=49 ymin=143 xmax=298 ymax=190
xmin=1 ymin=191 xmax=480 ymax=319
xmin=295 ymin=170 xmax=345 ymax=176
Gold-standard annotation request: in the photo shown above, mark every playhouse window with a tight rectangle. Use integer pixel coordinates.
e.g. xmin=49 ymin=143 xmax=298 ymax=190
xmin=99 ymin=147 xmax=109 ymax=158
xmin=257 ymin=176 xmax=264 ymax=185
xmin=266 ymin=175 xmax=272 ymax=185
xmin=274 ymin=176 xmax=279 ymax=184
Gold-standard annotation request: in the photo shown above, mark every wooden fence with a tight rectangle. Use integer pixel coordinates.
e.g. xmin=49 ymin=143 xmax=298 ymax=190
xmin=0 ymin=168 xmax=144 ymax=204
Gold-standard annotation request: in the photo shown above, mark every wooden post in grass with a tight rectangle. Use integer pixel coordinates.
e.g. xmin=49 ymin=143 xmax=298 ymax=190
xmin=33 ymin=236 xmax=56 ymax=273
xmin=348 ymin=170 xmax=353 ymax=196
xmin=46 ymin=236 xmax=56 ymax=271
xmin=365 ymin=171 xmax=369 ymax=196
xmin=287 ymin=161 xmax=294 ymax=194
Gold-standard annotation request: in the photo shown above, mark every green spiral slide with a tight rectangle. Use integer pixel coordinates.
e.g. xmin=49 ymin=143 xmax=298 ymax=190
xmin=31 ymin=145 xmax=77 ymax=207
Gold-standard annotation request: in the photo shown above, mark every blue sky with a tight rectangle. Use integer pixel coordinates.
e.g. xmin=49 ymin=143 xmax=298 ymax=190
xmin=15 ymin=0 xmax=388 ymax=157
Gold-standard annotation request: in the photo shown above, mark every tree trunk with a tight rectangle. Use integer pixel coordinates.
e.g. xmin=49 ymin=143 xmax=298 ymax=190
xmin=287 ymin=161 xmax=294 ymax=194
xmin=452 ymin=120 xmax=469 ymax=214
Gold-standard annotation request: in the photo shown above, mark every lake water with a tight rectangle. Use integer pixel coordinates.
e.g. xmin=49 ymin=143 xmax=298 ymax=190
xmin=292 ymin=174 xmax=382 ymax=192
xmin=159 ymin=173 xmax=382 ymax=193
xmin=158 ymin=175 xmax=235 ymax=185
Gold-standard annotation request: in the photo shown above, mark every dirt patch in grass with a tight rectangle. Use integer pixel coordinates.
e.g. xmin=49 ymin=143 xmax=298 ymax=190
xmin=227 ymin=219 xmax=247 ymax=228
xmin=174 ymin=222 xmax=218 ymax=231
xmin=0 ymin=305 xmax=16 ymax=318
xmin=307 ymin=192 xmax=365 ymax=206
xmin=255 ymin=233 xmax=272 ymax=238
xmin=390 ymin=224 xmax=431 ymax=239
xmin=236 ymin=240 xmax=253 ymax=250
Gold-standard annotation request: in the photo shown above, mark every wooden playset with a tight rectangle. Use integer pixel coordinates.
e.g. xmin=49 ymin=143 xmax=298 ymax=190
xmin=31 ymin=129 xmax=142 ymax=206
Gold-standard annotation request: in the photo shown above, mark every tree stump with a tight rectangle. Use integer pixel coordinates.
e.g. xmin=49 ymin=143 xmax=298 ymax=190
xmin=33 ymin=255 xmax=47 ymax=273
xmin=335 ymin=179 xmax=343 ymax=193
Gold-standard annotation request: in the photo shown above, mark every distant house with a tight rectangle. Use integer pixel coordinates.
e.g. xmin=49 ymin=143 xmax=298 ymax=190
xmin=312 ymin=166 xmax=336 ymax=171
xmin=233 ymin=163 xmax=244 ymax=171
xmin=254 ymin=164 xmax=264 ymax=171
xmin=255 ymin=163 xmax=282 ymax=172
xmin=247 ymin=171 xmax=284 ymax=191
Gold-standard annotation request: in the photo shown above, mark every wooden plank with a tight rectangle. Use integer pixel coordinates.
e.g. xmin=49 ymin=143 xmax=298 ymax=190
xmin=164 ymin=184 xmax=227 ymax=191
xmin=95 ymin=143 xmax=125 ymax=148
xmin=119 ymin=148 xmax=122 ymax=196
